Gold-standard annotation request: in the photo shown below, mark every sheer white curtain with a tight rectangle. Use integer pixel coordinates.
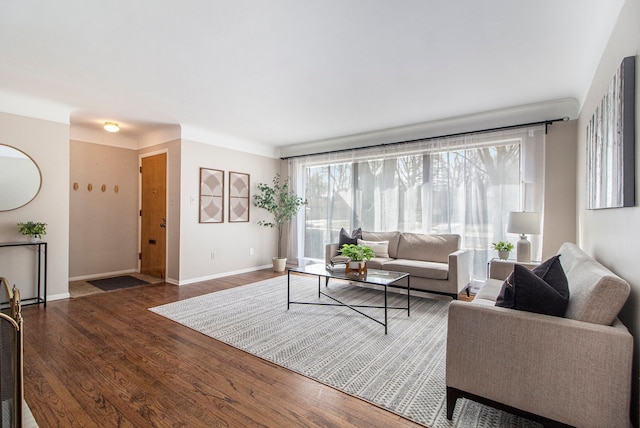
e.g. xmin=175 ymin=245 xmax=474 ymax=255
xmin=288 ymin=125 xmax=545 ymax=279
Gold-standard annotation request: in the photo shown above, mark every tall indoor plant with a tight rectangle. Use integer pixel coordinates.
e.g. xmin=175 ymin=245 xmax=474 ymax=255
xmin=253 ymin=173 xmax=307 ymax=271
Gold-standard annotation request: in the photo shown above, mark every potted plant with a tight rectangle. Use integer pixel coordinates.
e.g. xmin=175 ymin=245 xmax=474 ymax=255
xmin=339 ymin=244 xmax=376 ymax=270
xmin=17 ymin=221 xmax=47 ymax=242
xmin=492 ymin=241 xmax=514 ymax=260
xmin=253 ymin=173 xmax=307 ymax=272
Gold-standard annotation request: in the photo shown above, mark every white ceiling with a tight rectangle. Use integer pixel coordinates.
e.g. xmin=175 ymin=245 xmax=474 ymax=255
xmin=0 ymin=1 xmax=624 ymax=154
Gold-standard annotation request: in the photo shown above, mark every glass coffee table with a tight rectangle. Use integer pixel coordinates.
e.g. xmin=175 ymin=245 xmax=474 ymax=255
xmin=287 ymin=264 xmax=410 ymax=334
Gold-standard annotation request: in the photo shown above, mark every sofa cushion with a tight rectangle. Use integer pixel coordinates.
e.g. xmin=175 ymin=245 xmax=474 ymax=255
xmin=357 ymin=239 xmax=389 ymax=258
xmin=338 ymin=227 xmax=362 ymax=249
xmin=478 ymin=256 xmax=567 ymax=304
xmin=475 ymin=278 xmax=504 ymax=301
xmin=366 ymin=257 xmax=395 ymax=269
xmin=362 ymin=231 xmax=401 ymax=258
xmin=495 ymin=257 xmax=569 ymax=317
xmin=532 ymin=255 xmax=569 ymax=292
xmin=396 ymin=233 xmax=459 ymax=263
xmin=381 ymin=259 xmax=449 ymax=280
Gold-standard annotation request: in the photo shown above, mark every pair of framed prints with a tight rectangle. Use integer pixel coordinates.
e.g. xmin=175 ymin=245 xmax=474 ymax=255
xmin=199 ymin=168 xmax=250 ymax=223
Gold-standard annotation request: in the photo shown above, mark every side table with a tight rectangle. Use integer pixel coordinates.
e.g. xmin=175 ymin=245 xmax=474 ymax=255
xmin=487 ymin=258 xmax=539 ymax=280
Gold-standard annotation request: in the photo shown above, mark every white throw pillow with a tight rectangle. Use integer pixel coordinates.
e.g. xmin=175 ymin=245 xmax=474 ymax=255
xmin=357 ymin=239 xmax=390 ymax=258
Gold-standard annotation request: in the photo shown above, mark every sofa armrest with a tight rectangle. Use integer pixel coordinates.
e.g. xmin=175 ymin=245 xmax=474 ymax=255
xmin=325 ymin=243 xmax=340 ymax=264
xmin=446 ymin=301 xmax=633 ymax=427
xmin=448 ymin=249 xmax=471 ymax=293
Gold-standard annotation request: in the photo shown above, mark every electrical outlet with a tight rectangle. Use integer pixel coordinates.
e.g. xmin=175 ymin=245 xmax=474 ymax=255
xmin=210 ymin=252 xmax=216 ymax=259
xmin=249 ymin=248 xmax=254 ymax=256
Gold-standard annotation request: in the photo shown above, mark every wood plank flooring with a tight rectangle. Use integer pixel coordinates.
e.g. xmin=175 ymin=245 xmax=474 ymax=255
xmin=23 ymin=270 xmax=427 ymax=427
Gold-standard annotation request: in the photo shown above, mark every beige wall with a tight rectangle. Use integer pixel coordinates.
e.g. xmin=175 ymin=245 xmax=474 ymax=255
xmin=542 ymin=120 xmax=577 ymax=259
xmin=69 ymin=141 xmax=139 ymax=279
xmin=178 ymin=139 xmax=279 ymax=284
xmin=0 ymin=112 xmax=70 ymax=300
xmin=576 ymin=0 xmax=640 ymax=423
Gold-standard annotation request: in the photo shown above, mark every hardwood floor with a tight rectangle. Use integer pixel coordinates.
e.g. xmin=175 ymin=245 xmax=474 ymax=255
xmin=23 ymin=270 xmax=425 ymax=427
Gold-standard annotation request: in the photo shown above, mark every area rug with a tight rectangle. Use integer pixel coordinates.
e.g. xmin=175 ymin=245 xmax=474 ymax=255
xmin=88 ymin=275 xmax=150 ymax=291
xmin=149 ymin=276 xmax=540 ymax=428
xmin=24 ymin=401 xmax=38 ymax=428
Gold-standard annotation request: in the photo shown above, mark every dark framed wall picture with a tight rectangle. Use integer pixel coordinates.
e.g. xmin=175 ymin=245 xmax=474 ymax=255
xmin=586 ymin=55 xmax=636 ymax=209
xmin=200 ymin=168 xmax=224 ymax=223
xmin=229 ymin=171 xmax=250 ymax=222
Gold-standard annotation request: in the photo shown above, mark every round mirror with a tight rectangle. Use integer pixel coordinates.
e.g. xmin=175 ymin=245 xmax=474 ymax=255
xmin=0 ymin=145 xmax=42 ymax=211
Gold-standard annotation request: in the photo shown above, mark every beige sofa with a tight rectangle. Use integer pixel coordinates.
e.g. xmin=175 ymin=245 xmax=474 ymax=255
xmin=325 ymin=231 xmax=471 ymax=298
xmin=446 ymin=242 xmax=633 ymax=427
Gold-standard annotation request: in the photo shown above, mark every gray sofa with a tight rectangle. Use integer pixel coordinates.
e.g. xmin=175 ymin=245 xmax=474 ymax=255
xmin=325 ymin=231 xmax=471 ymax=298
xmin=446 ymin=242 xmax=633 ymax=427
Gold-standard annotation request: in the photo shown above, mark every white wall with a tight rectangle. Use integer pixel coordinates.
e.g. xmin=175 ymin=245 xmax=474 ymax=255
xmin=0 ymin=112 xmax=70 ymax=301
xmin=576 ymin=0 xmax=640 ymax=423
xmin=178 ymin=140 xmax=279 ymax=284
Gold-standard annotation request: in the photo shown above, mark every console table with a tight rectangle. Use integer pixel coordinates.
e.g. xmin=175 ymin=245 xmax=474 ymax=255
xmin=0 ymin=241 xmax=47 ymax=307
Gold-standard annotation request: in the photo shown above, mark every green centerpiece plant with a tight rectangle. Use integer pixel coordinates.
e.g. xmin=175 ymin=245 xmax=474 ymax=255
xmin=339 ymin=244 xmax=376 ymax=268
xmin=253 ymin=173 xmax=307 ymax=271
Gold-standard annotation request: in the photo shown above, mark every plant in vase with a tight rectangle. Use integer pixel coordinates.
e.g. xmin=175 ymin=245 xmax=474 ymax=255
xmin=339 ymin=244 xmax=376 ymax=270
xmin=253 ymin=173 xmax=307 ymax=272
xmin=492 ymin=241 xmax=514 ymax=260
xmin=17 ymin=221 xmax=47 ymax=242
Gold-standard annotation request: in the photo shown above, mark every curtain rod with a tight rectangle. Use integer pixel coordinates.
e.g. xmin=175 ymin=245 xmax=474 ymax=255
xmin=280 ymin=117 xmax=569 ymax=160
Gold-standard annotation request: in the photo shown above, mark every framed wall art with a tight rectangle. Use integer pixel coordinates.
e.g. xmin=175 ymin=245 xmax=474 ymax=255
xmin=199 ymin=168 xmax=224 ymax=223
xmin=229 ymin=171 xmax=250 ymax=222
xmin=586 ymin=55 xmax=636 ymax=209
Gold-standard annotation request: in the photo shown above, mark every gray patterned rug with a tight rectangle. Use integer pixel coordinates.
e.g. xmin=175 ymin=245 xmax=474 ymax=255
xmin=150 ymin=276 xmax=540 ymax=427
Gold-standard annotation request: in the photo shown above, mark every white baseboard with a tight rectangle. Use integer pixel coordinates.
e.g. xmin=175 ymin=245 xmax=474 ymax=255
xmin=48 ymin=292 xmax=71 ymax=301
xmin=68 ymin=265 xmax=276 ymax=289
xmin=69 ymin=269 xmax=137 ymax=282
xmin=177 ymin=264 xmax=273 ymax=286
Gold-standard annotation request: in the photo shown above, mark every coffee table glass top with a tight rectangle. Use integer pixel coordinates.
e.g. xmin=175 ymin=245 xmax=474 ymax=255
xmin=289 ymin=263 xmax=409 ymax=286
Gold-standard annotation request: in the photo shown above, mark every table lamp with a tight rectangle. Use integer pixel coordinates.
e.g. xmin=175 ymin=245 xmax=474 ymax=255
xmin=507 ymin=211 xmax=540 ymax=263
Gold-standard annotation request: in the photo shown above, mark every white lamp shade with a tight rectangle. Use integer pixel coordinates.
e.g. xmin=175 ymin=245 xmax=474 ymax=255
xmin=507 ymin=211 xmax=540 ymax=235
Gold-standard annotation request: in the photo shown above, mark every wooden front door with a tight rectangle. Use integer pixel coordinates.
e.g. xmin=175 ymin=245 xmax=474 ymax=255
xmin=140 ymin=153 xmax=166 ymax=278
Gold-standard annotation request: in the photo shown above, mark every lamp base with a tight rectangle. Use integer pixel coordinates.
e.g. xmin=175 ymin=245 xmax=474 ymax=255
xmin=516 ymin=234 xmax=531 ymax=263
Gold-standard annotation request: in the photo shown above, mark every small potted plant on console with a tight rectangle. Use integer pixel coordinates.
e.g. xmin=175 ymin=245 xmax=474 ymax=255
xmin=17 ymin=221 xmax=47 ymax=242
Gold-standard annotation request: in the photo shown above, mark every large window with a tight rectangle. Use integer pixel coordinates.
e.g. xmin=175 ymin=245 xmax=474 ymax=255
xmin=289 ymin=126 xmax=545 ymax=280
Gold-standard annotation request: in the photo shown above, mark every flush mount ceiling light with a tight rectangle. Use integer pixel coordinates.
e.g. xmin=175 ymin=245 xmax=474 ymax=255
xmin=103 ymin=122 xmax=120 ymax=132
